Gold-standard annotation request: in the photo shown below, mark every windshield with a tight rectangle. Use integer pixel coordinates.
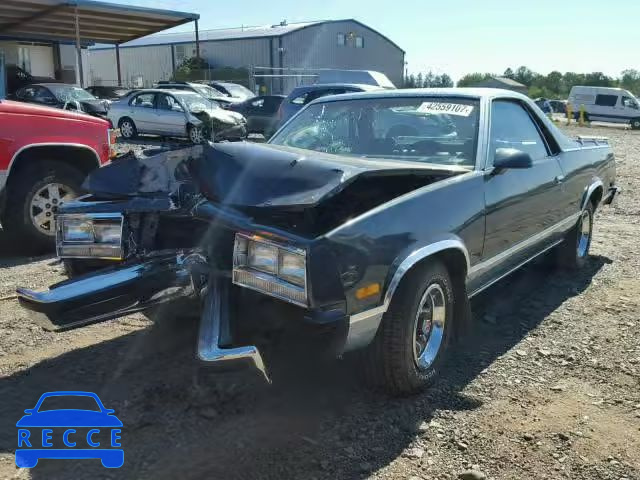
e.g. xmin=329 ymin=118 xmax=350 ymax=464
xmin=48 ymin=85 xmax=96 ymax=101
xmin=192 ymin=84 xmax=224 ymax=99
xmin=219 ymin=83 xmax=255 ymax=99
xmin=37 ymin=395 xmax=101 ymax=412
xmin=174 ymin=92 xmax=220 ymax=110
xmin=270 ymin=96 xmax=480 ymax=167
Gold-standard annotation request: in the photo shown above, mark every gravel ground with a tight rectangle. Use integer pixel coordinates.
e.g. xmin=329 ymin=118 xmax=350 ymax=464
xmin=0 ymin=125 xmax=639 ymax=480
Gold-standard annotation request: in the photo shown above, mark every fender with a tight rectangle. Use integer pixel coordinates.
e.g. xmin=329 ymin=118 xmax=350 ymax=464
xmin=343 ymin=237 xmax=470 ymax=352
xmin=9 ymin=143 xmax=101 ymax=174
xmin=581 ymin=178 xmax=603 ymax=211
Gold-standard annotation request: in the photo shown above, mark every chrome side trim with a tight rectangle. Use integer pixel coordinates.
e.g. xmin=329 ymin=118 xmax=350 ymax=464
xmin=468 ymin=213 xmax=580 ymax=280
xmin=197 ymin=276 xmax=269 ymax=382
xmin=343 ymin=305 xmax=386 ymax=352
xmin=468 ymin=239 xmax=563 ymax=298
xmin=581 ymin=179 xmax=604 ymax=210
xmin=8 ymin=143 xmax=102 ymax=175
xmin=343 ymin=239 xmax=470 ymax=352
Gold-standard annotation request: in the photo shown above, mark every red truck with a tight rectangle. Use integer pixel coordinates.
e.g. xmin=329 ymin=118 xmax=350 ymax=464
xmin=0 ymin=100 xmax=116 ymax=250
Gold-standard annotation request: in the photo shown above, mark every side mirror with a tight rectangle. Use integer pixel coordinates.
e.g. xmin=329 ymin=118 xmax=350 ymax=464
xmin=492 ymin=148 xmax=533 ymax=172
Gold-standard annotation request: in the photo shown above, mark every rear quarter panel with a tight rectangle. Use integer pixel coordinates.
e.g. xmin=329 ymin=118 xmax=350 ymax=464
xmin=557 ymin=144 xmax=615 ymax=216
xmin=320 ymin=171 xmax=486 ymax=315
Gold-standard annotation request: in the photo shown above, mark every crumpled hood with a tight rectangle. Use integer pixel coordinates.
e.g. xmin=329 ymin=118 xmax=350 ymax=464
xmin=80 ymin=99 xmax=109 ymax=114
xmin=188 ymin=142 xmax=464 ymax=209
xmin=81 ymin=142 xmax=467 ymax=208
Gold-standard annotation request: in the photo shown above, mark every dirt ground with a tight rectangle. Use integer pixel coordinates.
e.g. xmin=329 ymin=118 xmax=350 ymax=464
xmin=0 ymin=124 xmax=638 ymax=480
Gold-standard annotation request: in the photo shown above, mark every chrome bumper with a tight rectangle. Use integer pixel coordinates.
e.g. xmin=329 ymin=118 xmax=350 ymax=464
xmin=197 ymin=275 xmax=268 ymax=381
xmin=603 ymin=186 xmax=621 ymax=205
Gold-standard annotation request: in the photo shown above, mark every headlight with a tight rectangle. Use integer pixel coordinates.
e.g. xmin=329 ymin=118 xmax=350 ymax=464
xmin=232 ymin=233 xmax=307 ymax=306
xmin=57 ymin=213 xmax=124 ymax=259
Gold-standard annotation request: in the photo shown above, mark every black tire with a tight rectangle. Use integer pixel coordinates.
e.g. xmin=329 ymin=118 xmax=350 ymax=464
xmin=631 ymin=118 xmax=640 ymax=130
xmin=361 ymin=260 xmax=455 ymax=395
xmin=119 ymin=117 xmax=137 ymax=139
xmin=1 ymin=160 xmax=84 ymax=252
xmin=557 ymin=203 xmax=594 ymax=270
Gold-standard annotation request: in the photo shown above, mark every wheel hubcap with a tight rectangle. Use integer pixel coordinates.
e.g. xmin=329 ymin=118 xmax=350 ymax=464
xmin=30 ymin=183 xmax=76 ymax=236
xmin=577 ymin=209 xmax=592 ymax=258
xmin=412 ymin=283 xmax=446 ymax=370
xmin=121 ymin=121 xmax=133 ymax=137
xmin=190 ymin=127 xmax=204 ymax=144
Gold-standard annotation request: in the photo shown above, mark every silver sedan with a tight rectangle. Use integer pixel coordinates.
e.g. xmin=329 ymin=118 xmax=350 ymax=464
xmin=108 ymin=89 xmax=247 ymax=143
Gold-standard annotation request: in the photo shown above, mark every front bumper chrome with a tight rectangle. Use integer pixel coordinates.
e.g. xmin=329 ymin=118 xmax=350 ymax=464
xmin=197 ymin=275 xmax=268 ymax=381
xmin=602 ymin=186 xmax=621 ymax=205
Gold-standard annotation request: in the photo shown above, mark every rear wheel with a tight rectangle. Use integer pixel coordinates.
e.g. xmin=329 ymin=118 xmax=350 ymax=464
xmin=119 ymin=117 xmax=137 ymax=139
xmin=1 ymin=160 xmax=84 ymax=252
xmin=557 ymin=203 xmax=594 ymax=270
xmin=362 ymin=260 xmax=454 ymax=395
xmin=631 ymin=118 xmax=640 ymax=130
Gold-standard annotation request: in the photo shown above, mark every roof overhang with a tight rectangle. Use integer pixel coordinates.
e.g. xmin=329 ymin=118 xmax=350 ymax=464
xmin=0 ymin=0 xmax=199 ymax=45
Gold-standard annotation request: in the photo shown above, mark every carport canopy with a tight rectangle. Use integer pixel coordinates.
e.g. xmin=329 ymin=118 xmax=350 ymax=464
xmin=0 ymin=0 xmax=199 ymax=45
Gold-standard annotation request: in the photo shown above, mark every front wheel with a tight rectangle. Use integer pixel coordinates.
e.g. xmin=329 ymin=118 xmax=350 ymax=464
xmin=557 ymin=203 xmax=594 ymax=270
xmin=189 ymin=125 xmax=206 ymax=144
xmin=1 ymin=160 xmax=84 ymax=252
xmin=361 ymin=260 xmax=454 ymax=395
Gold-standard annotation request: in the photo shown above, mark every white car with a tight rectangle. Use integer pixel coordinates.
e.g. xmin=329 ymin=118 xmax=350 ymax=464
xmin=108 ymin=89 xmax=247 ymax=143
xmin=568 ymin=86 xmax=640 ymax=129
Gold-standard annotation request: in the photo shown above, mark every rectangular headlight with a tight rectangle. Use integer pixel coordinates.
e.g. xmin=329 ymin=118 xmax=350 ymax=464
xmin=233 ymin=233 xmax=307 ymax=306
xmin=57 ymin=213 xmax=124 ymax=260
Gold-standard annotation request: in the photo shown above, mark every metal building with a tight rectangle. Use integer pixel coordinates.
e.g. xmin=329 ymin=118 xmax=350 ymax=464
xmin=86 ymin=19 xmax=405 ymax=94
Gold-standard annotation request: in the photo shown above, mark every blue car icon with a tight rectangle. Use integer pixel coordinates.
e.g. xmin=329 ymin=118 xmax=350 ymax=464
xmin=16 ymin=391 xmax=123 ymax=468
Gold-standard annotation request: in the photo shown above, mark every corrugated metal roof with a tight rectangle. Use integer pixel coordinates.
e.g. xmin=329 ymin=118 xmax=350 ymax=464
xmin=91 ymin=21 xmax=322 ymax=49
xmin=0 ymin=0 xmax=198 ymax=45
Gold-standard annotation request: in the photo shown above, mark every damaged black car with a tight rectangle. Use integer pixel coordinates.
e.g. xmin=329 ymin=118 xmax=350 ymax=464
xmin=17 ymin=89 xmax=619 ymax=395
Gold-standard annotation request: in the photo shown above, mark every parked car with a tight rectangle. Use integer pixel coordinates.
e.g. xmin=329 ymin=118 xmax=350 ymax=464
xmin=107 ymin=89 xmax=247 ymax=143
xmin=549 ymin=99 xmax=567 ymax=114
xmin=17 ymin=89 xmax=619 ymax=395
xmin=155 ymin=81 xmax=241 ymax=107
xmin=277 ymin=83 xmax=382 ymax=126
xmin=0 ymin=100 xmax=115 ymax=249
xmin=203 ymin=81 xmax=256 ymax=101
xmin=227 ymin=95 xmax=285 ymax=136
xmin=86 ymin=86 xmax=131 ymax=101
xmin=13 ymin=83 xmax=110 ymax=121
xmin=568 ymin=86 xmax=640 ymax=128
xmin=5 ymin=65 xmax=58 ymax=96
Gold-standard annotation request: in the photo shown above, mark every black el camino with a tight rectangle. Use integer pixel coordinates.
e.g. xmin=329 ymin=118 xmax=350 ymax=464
xmin=17 ymin=88 xmax=620 ymax=395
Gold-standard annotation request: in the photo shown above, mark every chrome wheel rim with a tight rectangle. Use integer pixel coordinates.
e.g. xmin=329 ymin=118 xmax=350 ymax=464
xmin=577 ymin=209 xmax=591 ymax=258
xmin=190 ymin=127 xmax=204 ymax=144
xmin=121 ymin=121 xmax=133 ymax=138
xmin=30 ymin=182 xmax=76 ymax=236
xmin=412 ymin=283 xmax=446 ymax=370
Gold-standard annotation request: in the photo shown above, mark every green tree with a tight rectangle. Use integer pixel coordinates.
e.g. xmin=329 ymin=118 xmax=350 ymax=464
xmin=514 ymin=66 xmax=536 ymax=87
xmin=503 ymin=68 xmax=515 ymax=79
xmin=583 ymin=72 xmax=614 ymax=87
xmin=456 ymin=72 xmax=494 ymax=87
xmin=435 ymin=73 xmax=454 ymax=88
xmin=620 ymin=69 xmax=640 ymax=94
xmin=172 ymin=56 xmax=210 ymax=82
xmin=416 ymin=72 xmax=424 ymax=88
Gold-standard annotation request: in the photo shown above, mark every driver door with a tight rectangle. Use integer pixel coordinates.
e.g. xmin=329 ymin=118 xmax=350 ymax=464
xmin=478 ymin=99 xmax=567 ymax=282
xmin=155 ymin=93 xmax=187 ymax=136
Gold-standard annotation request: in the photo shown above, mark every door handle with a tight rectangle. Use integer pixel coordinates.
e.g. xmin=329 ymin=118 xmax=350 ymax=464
xmin=554 ymin=175 xmax=565 ymax=184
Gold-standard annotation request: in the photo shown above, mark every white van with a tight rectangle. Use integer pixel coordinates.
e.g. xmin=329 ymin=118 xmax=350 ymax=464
xmin=568 ymin=86 xmax=640 ymax=129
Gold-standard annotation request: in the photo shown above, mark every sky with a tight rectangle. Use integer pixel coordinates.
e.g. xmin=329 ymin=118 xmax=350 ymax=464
xmin=105 ymin=0 xmax=638 ymax=81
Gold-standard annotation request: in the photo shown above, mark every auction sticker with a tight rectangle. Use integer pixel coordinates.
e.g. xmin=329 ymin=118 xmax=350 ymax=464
xmin=417 ymin=102 xmax=474 ymax=116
